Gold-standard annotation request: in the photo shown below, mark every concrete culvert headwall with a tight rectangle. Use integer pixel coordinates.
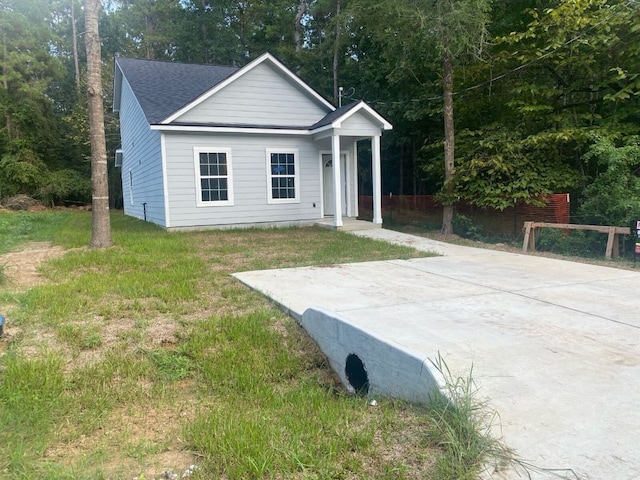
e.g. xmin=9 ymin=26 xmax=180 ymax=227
xmin=300 ymin=308 xmax=444 ymax=403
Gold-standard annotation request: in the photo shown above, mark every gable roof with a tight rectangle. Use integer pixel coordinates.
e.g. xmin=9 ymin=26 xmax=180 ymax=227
xmin=114 ymin=57 xmax=239 ymax=124
xmin=115 ymin=53 xmax=336 ymax=126
xmin=114 ymin=53 xmax=392 ymax=134
xmin=161 ymin=53 xmax=335 ymax=124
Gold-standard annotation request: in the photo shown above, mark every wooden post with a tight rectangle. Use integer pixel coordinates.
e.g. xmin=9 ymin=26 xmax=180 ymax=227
xmin=605 ymin=226 xmax=616 ymax=259
xmin=523 ymin=221 xmax=535 ymax=253
xmin=522 ymin=222 xmax=531 ymax=253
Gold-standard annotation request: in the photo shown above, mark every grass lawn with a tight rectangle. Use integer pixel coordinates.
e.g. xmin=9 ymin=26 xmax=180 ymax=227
xmin=0 ymin=210 xmax=501 ymax=480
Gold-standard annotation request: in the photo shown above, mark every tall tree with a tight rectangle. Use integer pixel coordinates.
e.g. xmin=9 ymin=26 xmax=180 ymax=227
xmin=450 ymin=0 xmax=640 ymax=214
xmin=71 ymin=0 xmax=81 ymax=90
xmin=428 ymin=0 xmax=493 ymax=233
xmin=332 ymin=0 xmax=342 ymax=103
xmin=351 ymin=0 xmax=492 ymax=232
xmin=84 ymin=0 xmax=112 ymax=247
xmin=0 ymin=0 xmax=75 ymax=201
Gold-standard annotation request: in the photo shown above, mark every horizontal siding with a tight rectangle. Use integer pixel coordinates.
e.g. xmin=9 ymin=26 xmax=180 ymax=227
xmin=120 ymin=79 xmax=166 ymax=226
xmin=176 ymin=62 xmax=329 ymax=127
xmin=164 ymin=132 xmax=324 ymax=228
xmin=118 ymin=77 xmax=166 ymax=226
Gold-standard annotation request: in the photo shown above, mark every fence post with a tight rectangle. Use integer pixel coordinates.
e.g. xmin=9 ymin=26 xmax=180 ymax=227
xmin=605 ymin=226 xmax=616 ymax=259
xmin=522 ymin=222 xmax=535 ymax=253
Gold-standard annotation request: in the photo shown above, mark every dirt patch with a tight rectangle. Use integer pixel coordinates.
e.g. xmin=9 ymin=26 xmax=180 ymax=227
xmin=1 ymin=241 xmax=67 ymax=290
xmin=44 ymin=396 xmax=199 ymax=479
xmin=0 ymin=242 xmax=69 ymax=351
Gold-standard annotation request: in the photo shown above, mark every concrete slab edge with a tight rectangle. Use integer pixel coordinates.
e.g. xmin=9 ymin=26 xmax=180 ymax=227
xmin=301 ymin=307 xmax=446 ymax=404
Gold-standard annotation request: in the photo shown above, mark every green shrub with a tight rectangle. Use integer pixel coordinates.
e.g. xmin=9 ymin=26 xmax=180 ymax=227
xmin=39 ymin=169 xmax=91 ymax=206
xmin=536 ymin=228 xmax=606 ymax=257
xmin=452 ymin=215 xmax=484 ymax=241
xmin=0 ymin=149 xmax=45 ymax=198
xmin=578 ymin=135 xmax=640 ymax=227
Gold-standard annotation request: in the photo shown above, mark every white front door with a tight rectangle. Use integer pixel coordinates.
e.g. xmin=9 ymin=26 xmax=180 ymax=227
xmin=322 ymin=153 xmax=347 ymax=216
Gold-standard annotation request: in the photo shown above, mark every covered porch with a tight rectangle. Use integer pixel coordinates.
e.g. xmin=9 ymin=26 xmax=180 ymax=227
xmin=310 ymin=101 xmax=392 ymax=229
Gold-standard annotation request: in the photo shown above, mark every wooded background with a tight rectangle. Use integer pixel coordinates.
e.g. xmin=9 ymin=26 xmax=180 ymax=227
xmin=1 ymin=0 xmax=639 ymax=228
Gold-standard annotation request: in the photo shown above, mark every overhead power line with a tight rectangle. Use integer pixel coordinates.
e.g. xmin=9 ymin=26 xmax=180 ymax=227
xmin=366 ymin=0 xmax=637 ymax=107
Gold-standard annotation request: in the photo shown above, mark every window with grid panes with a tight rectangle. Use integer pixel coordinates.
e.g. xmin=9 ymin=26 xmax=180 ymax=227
xmin=266 ymin=149 xmax=299 ymax=203
xmin=194 ymin=148 xmax=233 ymax=206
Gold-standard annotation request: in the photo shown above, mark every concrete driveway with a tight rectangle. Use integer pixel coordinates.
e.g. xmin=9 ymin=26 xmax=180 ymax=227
xmin=233 ymin=229 xmax=640 ymax=480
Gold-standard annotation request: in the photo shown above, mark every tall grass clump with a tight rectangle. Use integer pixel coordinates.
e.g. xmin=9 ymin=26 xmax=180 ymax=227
xmin=427 ymin=355 xmax=512 ymax=479
xmin=0 ymin=210 xmax=86 ymax=253
xmin=0 ymin=353 xmax=68 ymax=474
xmin=182 ymin=312 xmax=378 ymax=478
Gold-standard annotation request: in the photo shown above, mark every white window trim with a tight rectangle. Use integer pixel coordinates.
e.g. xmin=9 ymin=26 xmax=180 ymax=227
xmin=193 ymin=147 xmax=234 ymax=207
xmin=265 ymin=148 xmax=300 ymax=205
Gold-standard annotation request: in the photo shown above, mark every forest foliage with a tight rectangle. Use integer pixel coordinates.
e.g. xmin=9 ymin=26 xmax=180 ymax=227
xmin=0 ymin=0 xmax=638 ymax=226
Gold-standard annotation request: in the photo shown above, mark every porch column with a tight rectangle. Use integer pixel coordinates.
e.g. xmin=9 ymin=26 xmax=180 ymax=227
xmin=372 ymin=135 xmax=383 ymax=225
xmin=332 ymin=133 xmax=343 ymax=227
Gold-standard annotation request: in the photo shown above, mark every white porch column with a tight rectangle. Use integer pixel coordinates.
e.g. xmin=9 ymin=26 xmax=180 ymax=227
xmin=372 ymin=135 xmax=383 ymax=225
xmin=332 ymin=133 xmax=343 ymax=228
xmin=352 ymin=141 xmax=359 ymax=218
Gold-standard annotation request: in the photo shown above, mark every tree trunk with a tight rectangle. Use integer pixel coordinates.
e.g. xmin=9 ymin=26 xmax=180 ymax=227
xmin=84 ymin=0 xmax=113 ymax=248
xmin=2 ymin=32 xmax=6 ymax=91
xmin=294 ymin=0 xmax=306 ymax=53
xmin=399 ymin=143 xmax=404 ymax=196
xmin=332 ymin=0 xmax=341 ymax=103
xmin=412 ymin=137 xmax=417 ymax=195
xmin=441 ymin=50 xmax=455 ymax=235
xmin=71 ymin=0 xmax=81 ymax=91
xmin=145 ymin=14 xmax=154 ymax=60
xmin=2 ymin=32 xmax=12 ymax=140
xmin=201 ymin=0 xmax=208 ymax=63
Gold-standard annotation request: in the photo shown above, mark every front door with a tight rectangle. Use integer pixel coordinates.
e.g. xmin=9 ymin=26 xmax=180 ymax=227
xmin=322 ymin=153 xmax=347 ymax=216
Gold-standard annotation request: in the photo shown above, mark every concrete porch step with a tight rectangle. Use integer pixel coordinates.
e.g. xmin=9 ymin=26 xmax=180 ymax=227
xmin=314 ymin=218 xmax=382 ymax=231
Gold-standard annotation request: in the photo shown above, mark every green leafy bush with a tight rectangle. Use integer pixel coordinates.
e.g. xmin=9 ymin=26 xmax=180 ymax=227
xmin=453 ymin=214 xmax=484 ymax=240
xmin=38 ymin=168 xmax=91 ymax=206
xmin=536 ymin=229 xmax=606 ymax=257
xmin=578 ymin=135 xmax=640 ymax=227
xmin=0 ymin=149 xmax=45 ymax=198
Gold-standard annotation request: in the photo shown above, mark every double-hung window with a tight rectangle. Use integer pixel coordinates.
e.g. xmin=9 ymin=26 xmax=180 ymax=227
xmin=194 ymin=147 xmax=233 ymax=206
xmin=266 ymin=149 xmax=299 ymax=204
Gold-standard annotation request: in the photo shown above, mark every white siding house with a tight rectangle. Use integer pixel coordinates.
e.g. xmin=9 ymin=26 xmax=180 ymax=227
xmin=113 ymin=53 xmax=392 ymax=230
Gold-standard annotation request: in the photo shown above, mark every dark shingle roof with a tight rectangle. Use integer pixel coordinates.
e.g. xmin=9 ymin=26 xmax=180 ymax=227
xmin=116 ymin=57 xmax=239 ymax=124
xmin=311 ymin=101 xmax=360 ymax=129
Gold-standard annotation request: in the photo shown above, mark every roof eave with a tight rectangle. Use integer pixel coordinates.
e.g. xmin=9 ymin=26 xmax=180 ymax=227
xmin=150 ymin=124 xmax=312 ymax=135
xmin=113 ymin=58 xmax=123 ymax=113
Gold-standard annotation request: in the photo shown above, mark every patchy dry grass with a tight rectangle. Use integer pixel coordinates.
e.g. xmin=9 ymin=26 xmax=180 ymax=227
xmin=0 ymin=210 xmax=504 ymax=480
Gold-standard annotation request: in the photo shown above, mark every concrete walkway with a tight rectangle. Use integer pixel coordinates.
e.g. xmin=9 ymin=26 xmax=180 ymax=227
xmin=233 ymin=229 xmax=640 ymax=480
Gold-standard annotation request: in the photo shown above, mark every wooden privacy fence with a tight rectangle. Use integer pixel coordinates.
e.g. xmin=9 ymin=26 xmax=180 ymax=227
xmin=522 ymin=222 xmax=631 ymax=259
xmin=358 ymin=194 xmax=570 ymax=236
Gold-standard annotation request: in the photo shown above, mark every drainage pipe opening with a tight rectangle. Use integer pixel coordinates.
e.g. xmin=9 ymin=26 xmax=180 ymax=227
xmin=345 ymin=353 xmax=369 ymax=395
